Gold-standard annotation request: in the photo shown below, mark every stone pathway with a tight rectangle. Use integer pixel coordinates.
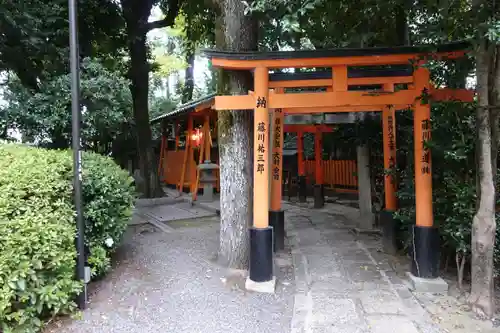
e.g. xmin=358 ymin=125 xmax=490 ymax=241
xmin=284 ymin=202 xmax=444 ymax=333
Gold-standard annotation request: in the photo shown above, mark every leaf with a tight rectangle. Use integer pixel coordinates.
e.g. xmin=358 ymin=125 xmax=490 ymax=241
xmin=17 ymin=279 xmax=26 ymax=291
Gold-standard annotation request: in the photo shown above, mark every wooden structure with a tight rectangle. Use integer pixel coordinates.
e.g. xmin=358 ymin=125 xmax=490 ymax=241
xmin=152 ymin=94 xmax=220 ymax=201
xmin=203 ymin=41 xmax=474 ymax=290
xmin=304 ymin=159 xmax=358 ymax=191
xmin=285 ymin=124 xmax=335 ymax=204
xmin=154 ymin=97 xmax=356 ymax=201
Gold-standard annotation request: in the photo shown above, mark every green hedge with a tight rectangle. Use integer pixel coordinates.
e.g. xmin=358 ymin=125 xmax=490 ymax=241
xmin=81 ymin=152 xmax=136 ymax=277
xmin=0 ymin=144 xmax=135 ymax=333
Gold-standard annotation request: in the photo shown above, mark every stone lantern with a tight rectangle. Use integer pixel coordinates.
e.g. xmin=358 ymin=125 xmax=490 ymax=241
xmin=197 ymin=160 xmax=219 ymax=202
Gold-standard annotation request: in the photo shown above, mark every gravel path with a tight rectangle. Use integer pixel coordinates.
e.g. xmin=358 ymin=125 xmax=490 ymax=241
xmin=45 ymin=217 xmax=295 ymax=333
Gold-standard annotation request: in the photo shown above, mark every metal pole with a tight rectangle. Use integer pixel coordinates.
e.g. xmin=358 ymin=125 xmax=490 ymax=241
xmin=68 ymin=0 xmax=86 ymax=309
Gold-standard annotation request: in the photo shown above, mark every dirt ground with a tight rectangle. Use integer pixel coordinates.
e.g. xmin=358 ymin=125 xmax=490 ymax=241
xmin=389 ymin=254 xmax=500 ymax=333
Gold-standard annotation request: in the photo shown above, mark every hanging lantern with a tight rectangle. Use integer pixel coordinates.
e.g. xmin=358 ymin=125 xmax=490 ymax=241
xmin=191 ymin=128 xmax=203 ymax=146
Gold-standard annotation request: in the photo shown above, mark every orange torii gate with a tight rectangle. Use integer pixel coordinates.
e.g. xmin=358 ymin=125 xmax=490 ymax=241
xmin=282 ymin=124 xmax=335 ymax=208
xmin=204 ymin=41 xmax=474 ymax=292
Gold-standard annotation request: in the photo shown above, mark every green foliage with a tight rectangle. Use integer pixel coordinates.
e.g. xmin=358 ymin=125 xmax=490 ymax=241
xmin=5 ymin=58 xmax=132 ymax=152
xmin=0 ymin=144 xmax=80 ymax=333
xmin=394 ymin=102 xmax=500 ymax=276
xmin=0 ymin=0 xmax=127 ymax=89
xmin=485 ymin=20 xmax=500 ymax=42
xmin=81 ymin=150 xmax=136 ymax=277
xmin=150 ymin=14 xmax=188 ymax=78
xmin=329 ymin=98 xmax=500 ymax=276
xmin=0 ymin=143 xmax=135 ymax=332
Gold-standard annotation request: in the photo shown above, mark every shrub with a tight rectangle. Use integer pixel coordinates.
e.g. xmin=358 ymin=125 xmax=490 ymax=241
xmin=0 ymin=144 xmax=135 ymax=332
xmin=81 ymin=151 xmax=135 ymax=277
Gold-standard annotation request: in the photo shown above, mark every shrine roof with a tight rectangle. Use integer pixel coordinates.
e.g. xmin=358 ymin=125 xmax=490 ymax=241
xmin=150 ymin=93 xmax=216 ymax=124
xmin=203 ymin=41 xmax=470 ymax=62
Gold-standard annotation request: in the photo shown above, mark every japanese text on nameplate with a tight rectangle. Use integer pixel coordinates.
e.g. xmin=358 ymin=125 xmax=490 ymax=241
xmin=387 ymin=115 xmax=395 ymax=151
xmin=273 ymin=166 xmax=280 ymax=180
xmin=274 ymin=118 xmax=281 ymax=148
xmin=273 ymin=152 xmax=281 ymax=166
xmin=257 ymin=121 xmax=266 ymax=142
xmin=421 ymin=118 xmax=431 ymax=174
xmin=257 ymin=164 xmax=265 ymax=174
xmin=256 ymin=97 xmax=267 ymax=108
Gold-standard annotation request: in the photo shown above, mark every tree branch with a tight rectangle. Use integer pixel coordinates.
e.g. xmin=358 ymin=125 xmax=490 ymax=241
xmin=146 ymin=0 xmax=181 ymax=32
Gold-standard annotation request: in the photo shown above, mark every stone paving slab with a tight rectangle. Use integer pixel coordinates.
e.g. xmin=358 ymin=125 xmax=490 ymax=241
xmin=359 ymin=289 xmax=406 ymax=315
xmin=146 ymin=201 xmax=216 ymax=223
xmin=285 ymin=202 xmax=445 ymax=333
xmin=366 ymin=316 xmax=420 ymax=333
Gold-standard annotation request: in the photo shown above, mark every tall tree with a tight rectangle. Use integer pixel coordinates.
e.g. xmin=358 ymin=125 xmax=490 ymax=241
xmin=0 ymin=0 xmax=127 ymax=90
xmin=119 ymin=0 xmax=181 ymax=198
xmin=467 ymin=0 xmax=499 ymax=318
xmin=215 ymin=0 xmax=257 ymax=269
xmin=181 ymin=2 xmax=216 ymax=102
xmin=182 ymin=39 xmax=195 ymax=103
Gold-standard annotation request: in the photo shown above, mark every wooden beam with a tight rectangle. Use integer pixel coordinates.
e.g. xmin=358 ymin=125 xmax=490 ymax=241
xmin=284 ymin=124 xmax=335 ymax=133
xmin=215 ymin=90 xmax=417 ymax=110
xmin=273 ymin=90 xmax=418 ymax=108
xmin=333 ymin=66 xmax=347 ymax=91
xmin=179 ymin=116 xmax=192 ymax=194
xmin=214 ymin=94 xmax=254 ymax=110
xmin=214 ymin=88 xmax=474 ymax=111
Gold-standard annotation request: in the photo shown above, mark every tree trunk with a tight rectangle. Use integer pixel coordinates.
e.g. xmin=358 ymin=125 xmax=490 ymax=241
xmin=216 ymin=0 xmax=257 ymax=269
xmin=490 ymin=47 xmax=500 ymax=182
xmin=129 ymin=32 xmax=164 ymax=198
xmin=493 ymin=47 xmax=500 ymax=207
xmin=395 ymin=0 xmax=409 ymax=46
xmin=182 ymin=45 xmax=195 ymax=103
xmin=120 ymin=0 xmax=175 ymax=198
xmin=468 ymin=39 xmax=497 ymax=319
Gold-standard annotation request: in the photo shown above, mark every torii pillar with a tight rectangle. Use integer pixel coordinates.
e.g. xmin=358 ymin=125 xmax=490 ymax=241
xmin=381 ymin=85 xmax=399 ymax=255
xmin=270 ymin=106 xmax=285 ymax=252
xmin=246 ymin=66 xmax=275 ymax=292
xmin=381 ymin=105 xmax=398 ymax=254
xmin=409 ymin=66 xmax=446 ymax=291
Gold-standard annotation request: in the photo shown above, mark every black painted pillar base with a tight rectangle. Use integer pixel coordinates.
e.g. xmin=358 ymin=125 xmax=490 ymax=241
xmin=313 ymin=184 xmax=324 ymax=208
xmin=410 ymin=225 xmax=440 ymax=279
xmin=298 ymin=175 xmax=307 ymax=202
xmin=269 ymin=210 xmax=285 ymax=252
xmin=249 ymin=227 xmax=274 ymax=282
xmin=380 ymin=210 xmax=398 ymax=255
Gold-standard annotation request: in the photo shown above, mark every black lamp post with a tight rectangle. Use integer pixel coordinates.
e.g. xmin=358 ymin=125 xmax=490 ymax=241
xmin=68 ymin=0 xmax=87 ymax=310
